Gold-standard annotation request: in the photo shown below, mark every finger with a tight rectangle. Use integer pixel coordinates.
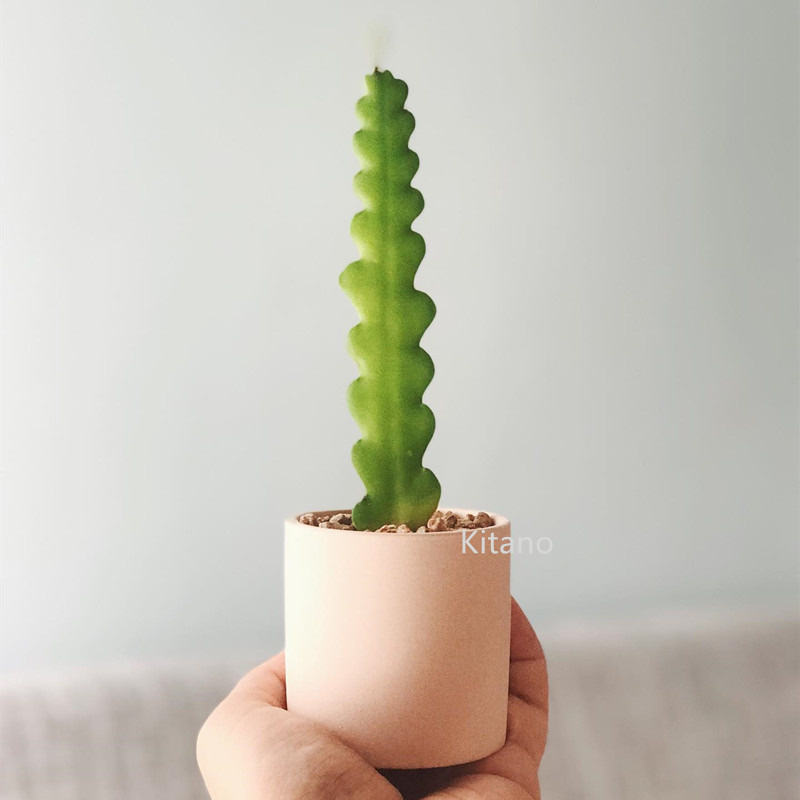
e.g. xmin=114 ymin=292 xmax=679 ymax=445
xmin=198 ymin=654 xmax=402 ymax=800
xmin=506 ymin=597 xmax=549 ymax=774
xmin=426 ymin=771 xmax=534 ymax=800
xmin=425 ymin=599 xmax=549 ymax=799
xmin=230 ymin=651 xmax=287 ymax=708
xmin=510 ymin=597 xmax=544 ymax=662
xmin=509 ymin=597 xmax=548 ymax=714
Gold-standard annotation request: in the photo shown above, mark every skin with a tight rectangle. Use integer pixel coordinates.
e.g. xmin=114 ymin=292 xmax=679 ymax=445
xmin=197 ymin=598 xmax=548 ymax=800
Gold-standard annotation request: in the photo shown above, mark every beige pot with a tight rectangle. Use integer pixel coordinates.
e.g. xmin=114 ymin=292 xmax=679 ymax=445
xmin=284 ymin=509 xmax=511 ymax=769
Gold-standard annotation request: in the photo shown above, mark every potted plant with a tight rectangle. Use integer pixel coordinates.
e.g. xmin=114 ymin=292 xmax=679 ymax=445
xmin=284 ymin=68 xmax=511 ymax=770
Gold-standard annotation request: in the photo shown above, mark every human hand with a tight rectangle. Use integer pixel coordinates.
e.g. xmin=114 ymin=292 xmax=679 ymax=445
xmin=197 ymin=598 xmax=548 ymax=799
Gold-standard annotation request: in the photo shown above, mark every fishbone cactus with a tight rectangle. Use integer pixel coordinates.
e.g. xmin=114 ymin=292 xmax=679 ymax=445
xmin=340 ymin=69 xmax=441 ymax=531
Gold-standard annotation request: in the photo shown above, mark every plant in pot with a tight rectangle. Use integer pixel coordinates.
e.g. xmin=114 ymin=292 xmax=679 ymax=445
xmin=284 ymin=68 xmax=512 ymax=770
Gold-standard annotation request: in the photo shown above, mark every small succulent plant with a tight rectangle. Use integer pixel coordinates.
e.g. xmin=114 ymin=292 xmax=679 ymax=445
xmin=340 ymin=69 xmax=440 ymax=531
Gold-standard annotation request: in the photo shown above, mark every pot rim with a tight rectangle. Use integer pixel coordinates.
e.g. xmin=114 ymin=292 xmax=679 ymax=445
xmin=287 ymin=508 xmax=510 ymax=537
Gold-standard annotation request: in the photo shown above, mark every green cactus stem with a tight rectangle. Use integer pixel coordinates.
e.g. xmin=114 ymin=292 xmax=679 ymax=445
xmin=340 ymin=69 xmax=441 ymax=531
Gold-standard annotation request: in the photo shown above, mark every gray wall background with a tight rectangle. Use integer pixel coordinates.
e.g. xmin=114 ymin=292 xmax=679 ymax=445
xmin=2 ymin=0 xmax=798 ymax=672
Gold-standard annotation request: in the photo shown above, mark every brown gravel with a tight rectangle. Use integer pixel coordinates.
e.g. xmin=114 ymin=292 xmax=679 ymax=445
xmin=298 ymin=512 xmax=356 ymax=530
xmin=297 ymin=508 xmax=495 ymax=533
xmin=425 ymin=509 xmax=495 ymax=532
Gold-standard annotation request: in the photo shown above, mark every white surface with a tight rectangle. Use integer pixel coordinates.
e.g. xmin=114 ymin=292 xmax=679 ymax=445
xmin=1 ymin=613 xmax=797 ymax=800
xmin=2 ymin=0 xmax=798 ymax=671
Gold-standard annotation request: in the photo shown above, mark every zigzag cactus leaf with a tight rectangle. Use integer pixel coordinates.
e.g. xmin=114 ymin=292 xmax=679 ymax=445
xmin=340 ymin=69 xmax=441 ymax=531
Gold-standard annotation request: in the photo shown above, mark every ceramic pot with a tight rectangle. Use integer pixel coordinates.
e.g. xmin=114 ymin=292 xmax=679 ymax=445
xmin=284 ymin=509 xmax=511 ymax=768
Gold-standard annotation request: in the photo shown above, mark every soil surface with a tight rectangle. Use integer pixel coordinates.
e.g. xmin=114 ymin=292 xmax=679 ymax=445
xmin=297 ymin=508 xmax=496 ymax=533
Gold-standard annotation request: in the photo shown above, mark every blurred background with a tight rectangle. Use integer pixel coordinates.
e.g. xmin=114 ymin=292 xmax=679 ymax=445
xmin=2 ymin=0 xmax=798 ymax=798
